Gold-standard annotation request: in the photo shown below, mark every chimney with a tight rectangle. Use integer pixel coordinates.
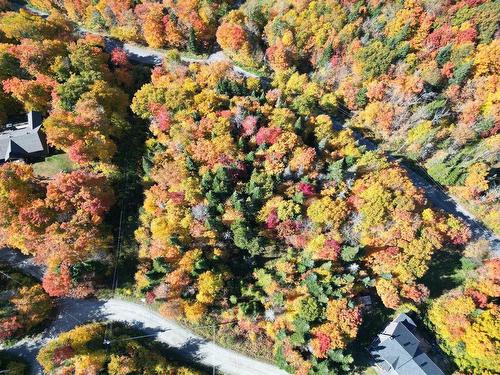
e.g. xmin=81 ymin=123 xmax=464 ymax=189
xmin=28 ymin=111 xmax=43 ymax=130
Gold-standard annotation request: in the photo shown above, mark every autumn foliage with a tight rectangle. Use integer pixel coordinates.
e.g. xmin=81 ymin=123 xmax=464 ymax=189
xmin=429 ymin=259 xmax=500 ymax=374
xmin=36 ymin=323 xmax=203 ymax=374
xmin=131 ymin=60 xmax=471 ymax=373
xmin=34 ymin=0 xmax=234 ymax=52
xmin=0 ymin=10 xmax=138 ymax=296
xmin=0 ymin=2 xmax=497 ymax=374
xmin=215 ymin=0 xmax=500 ymax=234
xmin=0 ymin=266 xmax=53 ymax=342
xmin=0 ymin=163 xmax=114 ymax=297
xmin=0 ymin=12 xmax=133 ymax=166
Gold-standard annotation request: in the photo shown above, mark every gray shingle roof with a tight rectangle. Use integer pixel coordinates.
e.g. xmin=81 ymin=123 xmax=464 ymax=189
xmin=369 ymin=313 xmax=445 ymax=375
xmin=0 ymin=112 xmax=47 ymax=162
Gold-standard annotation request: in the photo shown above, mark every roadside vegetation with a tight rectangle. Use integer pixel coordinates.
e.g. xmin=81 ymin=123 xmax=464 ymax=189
xmin=22 ymin=0 xmax=499 ymax=234
xmin=0 ymin=352 xmax=28 ymax=375
xmin=0 ymin=9 xmax=149 ymax=297
xmin=37 ymin=322 xmax=206 ymax=374
xmin=0 ymin=264 xmax=53 ymax=344
xmin=213 ymin=0 xmax=500 ymax=235
xmin=424 ymin=240 xmax=499 ymax=374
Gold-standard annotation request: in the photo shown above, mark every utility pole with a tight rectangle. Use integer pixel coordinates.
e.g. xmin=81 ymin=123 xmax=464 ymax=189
xmin=212 ymin=322 xmax=216 ymax=375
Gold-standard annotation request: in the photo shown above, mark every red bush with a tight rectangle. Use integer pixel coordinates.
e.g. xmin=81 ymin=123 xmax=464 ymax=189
xmin=42 ymin=264 xmax=72 ymax=297
xmin=53 ymin=345 xmax=75 ymax=365
xmin=0 ymin=316 xmax=23 ymax=340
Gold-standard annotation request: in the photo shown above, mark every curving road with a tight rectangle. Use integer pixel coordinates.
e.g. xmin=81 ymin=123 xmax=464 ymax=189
xmin=100 ymin=37 xmax=260 ymax=78
xmin=0 ymin=248 xmax=288 ymax=375
xmin=10 ymin=2 xmax=259 ymax=77
xmin=402 ymin=165 xmax=499 ymax=255
xmin=2 ymin=6 xmax=272 ymax=375
xmin=355 ymin=134 xmax=499 ymax=256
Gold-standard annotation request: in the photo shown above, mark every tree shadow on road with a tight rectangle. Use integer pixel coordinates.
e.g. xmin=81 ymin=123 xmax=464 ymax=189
xmin=48 ymin=298 xmax=107 ymax=336
xmin=115 ymin=320 xmax=213 ymax=374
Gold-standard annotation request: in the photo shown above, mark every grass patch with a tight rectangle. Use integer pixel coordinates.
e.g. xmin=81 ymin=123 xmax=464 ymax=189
xmin=180 ymin=51 xmax=210 ymax=60
xmin=362 ymin=368 xmax=378 ymax=375
xmin=32 ymin=153 xmax=76 ymax=178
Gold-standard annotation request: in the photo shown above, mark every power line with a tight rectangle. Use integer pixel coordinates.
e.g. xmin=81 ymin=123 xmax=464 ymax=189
xmin=0 ymin=269 xmax=25 ymax=287
xmin=103 ymin=159 xmax=135 ymax=345
xmin=111 ymin=202 xmax=125 ymax=293
xmin=103 ymin=332 xmax=164 ymax=345
xmin=103 ymin=199 xmax=126 ymax=346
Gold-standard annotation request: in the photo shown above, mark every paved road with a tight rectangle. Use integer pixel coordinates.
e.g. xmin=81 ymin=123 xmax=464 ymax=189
xmin=0 ymin=248 xmax=287 ymax=375
xmin=355 ymin=134 xmax=500 ymax=256
xmin=0 ymin=247 xmax=45 ymax=280
xmin=3 ymin=5 xmax=498 ymax=374
xmin=103 ymin=38 xmax=259 ymax=77
xmin=2 ymin=6 xmax=272 ymax=375
xmin=404 ymin=166 xmax=499 ymax=253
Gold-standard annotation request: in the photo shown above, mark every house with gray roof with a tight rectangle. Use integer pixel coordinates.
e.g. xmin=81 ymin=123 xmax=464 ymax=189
xmin=369 ymin=313 xmax=445 ymax=375
xmin=0 ymin=111 xmax=48 ymax=163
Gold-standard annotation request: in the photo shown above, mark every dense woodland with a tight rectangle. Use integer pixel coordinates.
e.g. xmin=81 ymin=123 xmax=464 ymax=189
xmin=217 ymin=0 xmax=499 ymax=234
xmin=428 ymin=255 xmax=499 ymax=373
xmin=216 ymin=0 xmax=499 ymax=233
xmin=0 ymin=1 xmax=498 ymax=375
xmin=130 ymin=56 xmax=484 ymax=374
xmin=30 ymin=0 xmax=499 ymax=233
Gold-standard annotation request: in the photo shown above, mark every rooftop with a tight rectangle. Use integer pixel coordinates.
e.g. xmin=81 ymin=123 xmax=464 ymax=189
xmin=369 ymin=313 xmax=445 ymax=375
xmin=0 ymin=112 xmax=47 ymax=162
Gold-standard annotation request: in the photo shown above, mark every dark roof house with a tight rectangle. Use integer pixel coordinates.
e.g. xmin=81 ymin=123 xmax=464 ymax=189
xmin=0 ymin=111 xmax=48 ymax=163
xmin=369 ymin=313 xmax=445 ymax=375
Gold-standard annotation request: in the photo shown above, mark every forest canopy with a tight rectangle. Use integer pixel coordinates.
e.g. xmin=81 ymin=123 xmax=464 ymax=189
xmin=0 ymin=1 xmax=498 ymax=374
xmin=131 ymin=59 xmax=472 ymax=374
